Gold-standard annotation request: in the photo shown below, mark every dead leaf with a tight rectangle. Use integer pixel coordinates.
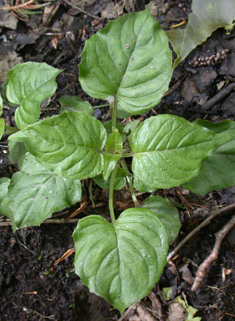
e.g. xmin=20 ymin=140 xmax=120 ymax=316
xmin=137 ymin=304 xmax=156 ymax=321
xmin=167 ymin=302 xmax=188 ymax=321
xmin=179 ymin=264 xmax=194 ymax=284
xmin=54 ymin=248 xmax=74 ymax=265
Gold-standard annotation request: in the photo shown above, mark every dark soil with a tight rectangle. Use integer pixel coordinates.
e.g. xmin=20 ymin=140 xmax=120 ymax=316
xmin=0 ymin=0 xmax=235 ymax=320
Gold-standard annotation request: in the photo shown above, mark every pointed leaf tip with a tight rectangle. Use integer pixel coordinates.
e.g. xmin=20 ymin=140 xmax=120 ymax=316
xmin=79 ymin=8 xmax=172 ymax=116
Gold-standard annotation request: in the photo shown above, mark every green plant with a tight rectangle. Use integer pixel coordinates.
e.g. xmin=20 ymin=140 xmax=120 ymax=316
xmin=0 ymin=6 xmax=234 ymax=314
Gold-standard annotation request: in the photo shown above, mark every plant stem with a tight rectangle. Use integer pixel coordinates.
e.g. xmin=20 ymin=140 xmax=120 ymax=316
xmin=4 ymin=126 xmax=19 ymax=134
xmin=93 ymin=103 xmax=109 ymax=109
xmin=121 ymin=159 xmax=141 ymax=208
xmin=111 ymin=97 xmax=117 ymax=130
xmin=109 ymin=162 xmax=120 ymax=226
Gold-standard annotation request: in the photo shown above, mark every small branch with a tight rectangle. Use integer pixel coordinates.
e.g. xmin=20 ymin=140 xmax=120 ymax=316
xmin=167 ymin=203 xmax=235 ymax=262
xmin=118 ymin=302 xmax=139 ymax=321
xmin=202 ymin=82 xmax=235 ymax=111
xmin=191 ymin=214 xmax=235 ymax=291
xmin=0 ymin=218 xmax=80 ymax=227
xmin=62 ymin=0 xmax=102 ymax=20
xmin=0 ymin=0 xmax=35 ymax=11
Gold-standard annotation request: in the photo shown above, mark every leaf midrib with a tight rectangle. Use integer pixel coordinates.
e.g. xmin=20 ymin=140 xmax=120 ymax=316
xmin=28 ymin=136 xmax=102 ymax=153
xmin=19 ymin=73 xmax=57 ymax=105
xmin=133 ymin=140 xmax=215 ymax=155
xmin=115 ymin=11 xmax=149 ymax=99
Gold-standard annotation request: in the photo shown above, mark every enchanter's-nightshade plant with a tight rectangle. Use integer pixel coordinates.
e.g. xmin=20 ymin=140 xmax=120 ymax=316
xmin=0 ymin=6 xmax=235 ymax=314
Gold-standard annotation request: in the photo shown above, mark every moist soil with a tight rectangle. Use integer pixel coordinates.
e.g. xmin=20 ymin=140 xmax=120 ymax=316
xmin=0 ymin=0 xmax=235 ymax=320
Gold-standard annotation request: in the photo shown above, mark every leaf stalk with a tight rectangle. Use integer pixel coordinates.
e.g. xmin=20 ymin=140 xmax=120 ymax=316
xmin=121 ymin=159 xmax=141 ymax=208
xmin=109 ymin=161 xmax=120 ymax=225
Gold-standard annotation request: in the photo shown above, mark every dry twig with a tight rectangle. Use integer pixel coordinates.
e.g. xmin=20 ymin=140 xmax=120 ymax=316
xmin=201 ymin=82 xmax=235 ymax=111
xmin=1 ymin=0 xmax=35 ymax=11
xmin=118 ymin=302 xmax=139 ymax=321
xmin=0 ymin=218 xmax=80 ymax=227
xmin=167 ymin=203 xmax=235 ymax=262
xmin=62 ymin=0 xmax=102 ymax=20
xmin=191 ymin=214 xmax=235 ymax=291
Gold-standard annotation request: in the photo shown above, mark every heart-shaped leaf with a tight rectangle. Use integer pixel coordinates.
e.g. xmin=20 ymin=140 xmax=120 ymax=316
xmin=9 ymin=111 xmax=107 ymax=180
xmin=166 ymin=0 xmax=235 ymax=68
xmin=73 ymin=208 xmax=168 ymax=314
xmin=130 ymin=114 xmax=230 ymax=189
xmin=79 ymin=6 xmax=172 ymax=116
xmin=5 ymin=62 xmax=61 ymax=129
xmin=142 ymin=196 xmax=181 ymax=244
xmin=184 ymin=119 xmax=235 ymax=194
xmin=7 ymin=153 xmax=82 ymax=229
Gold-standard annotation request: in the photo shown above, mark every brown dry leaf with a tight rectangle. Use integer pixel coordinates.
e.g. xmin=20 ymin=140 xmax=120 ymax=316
xmin=137 ymin=304 xmax=156 ymax=321
xmin=179 ymin=264 xmax=194 ymax=284
xmin=54 ymin=248 xmax=74 ymax=265
xmin=129 ymin=316 xmax=141 ymax=321
xmin=166 ymin=302 xmax=188 ymax=321
xmin=51 ymin=38 xmax=58 ymax=49
xmin=101 ymin=2 xmax=118 ymax=19
xmin=148 ymin=291 xmax=162 ymax=319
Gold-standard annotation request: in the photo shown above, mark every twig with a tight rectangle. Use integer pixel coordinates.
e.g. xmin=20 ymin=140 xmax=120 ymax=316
xmin=0 ymin=0 xmax=35 ymax=11
xmin=201 ymin=82 xmax=235 ymax=111
xmin=137 ymin=304 xmax=156 ymax=321
xmin=191 ymin=214 xmax=235 ymax=291
xmin=62 ymin=0 xmax=102 ymax=20
xmin=0 ymin=218 xmax=80 ymax=227
xmin=118 ymin=302 xmax=139 ymax=321
xmin=167 ymin=203 xmax=235 ymax=262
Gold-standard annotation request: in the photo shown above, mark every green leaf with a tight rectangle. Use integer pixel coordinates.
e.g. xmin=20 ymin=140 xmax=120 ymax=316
xmin=0 ymin=177 xmax=16 ymax=230
xmin=8 ymin=140 xmax=27 ymax=164
xmin=162 ymin=287 xmax=173 ymax=301
xmin=79 ymin=6 xmax=172 ymax=116
xmin=0 ymin=119 xmax=4 ymax=140
xmin=123 ymin=119 xmax=141 ymax=136
xmin=142 ymin=196 xmax=181 ymax=244
xmin=103 ymin=152 xmax=122 ymax=180
xmin=0 ymin=177 xmax=11 ymax=217
xmin=103 ymin=121 xmax=126 ymax=142
xmin=9 ymin=111 xmax=107 ymax=180
xmin=0 ymin=95 xmax=3 ymax=116
xmin=176 ymin=296 xmax=201 ymax=321
xmin=105 ymin=129 xmax=122 ymax=154
xmin=166 ymin=0 xmax=235 ymax=68
xmin=184 ymin=119 xmax=235 ymax=194
xmin=7 ymin=153 xmax=82 ymax=229
xmin=73 ymin=208 xmax=168 ymax=314
xmin=0 ymin=93 xmax=4 ymax=139
xmin=93 ymin=168 xmax=126 ymax=190
xmin=59 ymin=95 xmax=94 ymax=115
xmin=5 ymin=62 xmax=61 ymax=129
xmin=129 ymin=114 xmax=230 ymax=189
xmin=134 ymin=176 xmax=157 ymax=193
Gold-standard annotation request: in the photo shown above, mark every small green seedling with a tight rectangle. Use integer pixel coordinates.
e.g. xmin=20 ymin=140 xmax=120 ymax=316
xmin=0 ymin=6 xmax=234 ymax=314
